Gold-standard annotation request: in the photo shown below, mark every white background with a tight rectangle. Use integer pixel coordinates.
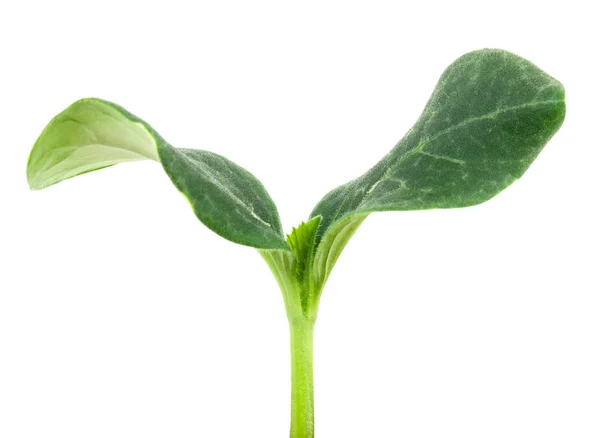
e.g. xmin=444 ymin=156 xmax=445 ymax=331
xmin=1 ymin=1 xmax=598 ymax=437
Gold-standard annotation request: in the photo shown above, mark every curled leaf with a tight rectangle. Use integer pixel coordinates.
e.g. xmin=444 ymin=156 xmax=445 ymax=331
xmin=27 ymin=98 xmax=288 ymax=250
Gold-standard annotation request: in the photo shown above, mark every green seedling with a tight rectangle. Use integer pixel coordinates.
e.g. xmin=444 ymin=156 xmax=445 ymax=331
xmin=27 ymin=49 xmax=565 ymax=438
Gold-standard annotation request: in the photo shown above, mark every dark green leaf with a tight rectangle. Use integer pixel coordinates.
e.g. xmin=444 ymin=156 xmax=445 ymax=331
xmin=27 ymin=98 xmax=288 ymax=250
xmin=311 ymin=49 xmax=566 ymax=246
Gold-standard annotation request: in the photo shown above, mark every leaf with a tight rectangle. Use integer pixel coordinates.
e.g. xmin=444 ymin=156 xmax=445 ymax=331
xmin=310 ymin=49 xmax=566 ymax=249
xmin=27 ymin=98 xmax=288 ymax=250
xmin=286 ymin=216 xmax=322 ymax=285
xmin=27 ymin=99 xmax=161 ymax=189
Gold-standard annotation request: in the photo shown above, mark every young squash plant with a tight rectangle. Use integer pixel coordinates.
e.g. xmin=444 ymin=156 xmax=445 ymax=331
xmin=27 ymin=49 xmax=565 ymax=438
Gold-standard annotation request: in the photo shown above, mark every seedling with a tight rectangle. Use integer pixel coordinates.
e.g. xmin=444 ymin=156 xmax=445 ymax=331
xmin=27 ymin=49 xmax=565 ymax=437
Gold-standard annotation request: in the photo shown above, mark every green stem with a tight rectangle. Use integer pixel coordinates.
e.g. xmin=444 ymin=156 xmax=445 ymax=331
xmin=289 ymin=318 xmax=315 ymax=438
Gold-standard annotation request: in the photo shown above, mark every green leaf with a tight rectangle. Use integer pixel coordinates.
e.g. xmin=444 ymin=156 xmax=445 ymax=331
xmin=311 ymin=49 xmax=566 ymax=248
xmin=27 ymin=98 xmax=288 ymax=250
xmin=286 ymin=216 xmax=322 ymax=284
xmin=27 ymin=99 xmax=161 ymax=189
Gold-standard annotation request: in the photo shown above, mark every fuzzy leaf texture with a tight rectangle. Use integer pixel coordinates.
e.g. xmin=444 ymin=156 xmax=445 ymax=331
xmin=311 ymin=49 xmax=566 ymax=259
xmin=26 ymin=98 xmax=288 ymax=250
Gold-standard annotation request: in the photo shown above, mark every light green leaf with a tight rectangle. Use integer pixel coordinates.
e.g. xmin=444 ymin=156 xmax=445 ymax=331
xmin=286 ymin=216 xmax=322 ymax=283
xmin=27 ymin=98 xmax=288 ymax=250
xmin=27 ymin=99 xmax=160 ymax=189
xmin=311 ymin=49 xmax=566 ymax=249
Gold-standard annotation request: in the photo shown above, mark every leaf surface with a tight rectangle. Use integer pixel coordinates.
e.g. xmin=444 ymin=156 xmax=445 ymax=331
xmin=27 ymin=98 xmax=288 ymax=249
xmin=310 ymin=49 xmax=566 ymax=246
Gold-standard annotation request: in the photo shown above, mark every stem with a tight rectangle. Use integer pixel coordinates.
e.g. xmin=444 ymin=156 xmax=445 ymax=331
xmin=258 ymin=249 xmax=320 ymax=437
xmin=289 ymin=318 xmax=315 ymax=438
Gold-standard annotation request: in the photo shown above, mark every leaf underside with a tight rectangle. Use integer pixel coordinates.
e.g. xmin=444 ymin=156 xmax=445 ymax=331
xmin=310 ymin=49 xmax=566 ymax=250
xmin=27 ymin=98 xmax=288 ymax=250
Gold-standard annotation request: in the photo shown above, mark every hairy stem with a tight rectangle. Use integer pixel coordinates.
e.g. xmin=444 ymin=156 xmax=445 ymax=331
xmin=289 ymin=318 xmax=315 ymax=438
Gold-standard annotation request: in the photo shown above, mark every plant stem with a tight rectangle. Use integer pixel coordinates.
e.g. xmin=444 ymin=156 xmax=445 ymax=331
xmin=289 ymin=318 xmax=315 ymax=438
